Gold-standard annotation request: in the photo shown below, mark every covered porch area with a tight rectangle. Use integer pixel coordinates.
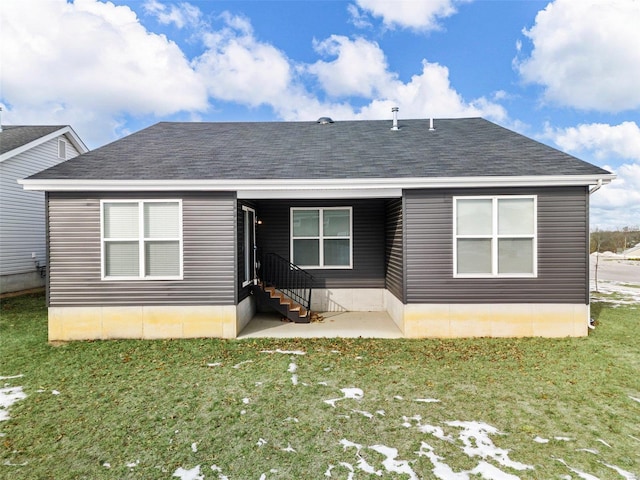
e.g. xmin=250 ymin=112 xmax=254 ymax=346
xmin=238 ymin=310 xmax=403 ymax=339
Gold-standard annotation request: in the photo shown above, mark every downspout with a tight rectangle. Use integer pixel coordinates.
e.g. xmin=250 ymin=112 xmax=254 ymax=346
xmin=586 ymin=178 xmax=603 ymax=330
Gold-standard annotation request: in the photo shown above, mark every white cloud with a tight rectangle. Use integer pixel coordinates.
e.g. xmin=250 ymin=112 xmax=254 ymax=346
xmin=143 ymin=0 xmax=202 ymax=29
xmin=0 ymin=0 xmax=207 ymax=146
xmin=309 ymin=36 xmax=396 ymax=98
xmin=544 ymin=121 xmax=640 ymax=229
xmin=351 ymin=0 xmax=465 ymax=32
xmin=306 ymin=36 xmax=506 ymax=122
xmin=0 ymin=0 xmax=503 ymax=147
xmin=547 ymin=122 xmax=640 ymax=161
xmin=193 ymin=13 xmax=294 ymax=108
xmin=517 ymin=0 xmax=640 ymax=112
xmin=591 ymin=163 xmax=640 ymax=229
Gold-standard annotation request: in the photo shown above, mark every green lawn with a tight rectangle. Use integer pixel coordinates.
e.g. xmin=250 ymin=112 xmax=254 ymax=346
xmin=1 ymin=292 xmax=639 ymax=479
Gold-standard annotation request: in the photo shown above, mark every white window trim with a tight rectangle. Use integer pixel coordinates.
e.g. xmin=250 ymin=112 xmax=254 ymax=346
xmin=100 ymin=199 xmax=184 ymax=280
xmin=242 ymin=205 xmax=257 ymax=287
xmin=290 ymin=206 xmax=353 ymax=269
xmin=453 ymin=195 xmax=537 ymax=278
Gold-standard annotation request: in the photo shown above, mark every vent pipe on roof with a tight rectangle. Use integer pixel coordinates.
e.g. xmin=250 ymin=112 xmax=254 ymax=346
xmin=429 ymin=117 xmax=435 ymax=131
xmin=391 ymin=107 xmax=399 ymax=131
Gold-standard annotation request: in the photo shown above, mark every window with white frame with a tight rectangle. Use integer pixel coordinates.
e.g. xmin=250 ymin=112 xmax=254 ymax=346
xmin=102 ymin=200 xmax=183 ymax=279
xmin=454 ymin=196 xmax=536 ymax=277
xmin=291 ymin=207 xmax=352 ymax=268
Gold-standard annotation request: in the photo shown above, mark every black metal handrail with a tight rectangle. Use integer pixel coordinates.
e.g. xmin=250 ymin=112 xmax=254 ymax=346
xmin=260 ymin=252 xmax=314 ymax=311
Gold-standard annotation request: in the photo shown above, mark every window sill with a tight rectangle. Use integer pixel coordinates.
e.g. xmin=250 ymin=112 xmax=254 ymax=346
xmin=453 ymin=273 xmax=537 ymax=279
xmin=102 ymin=276 xmax=184 ymax=281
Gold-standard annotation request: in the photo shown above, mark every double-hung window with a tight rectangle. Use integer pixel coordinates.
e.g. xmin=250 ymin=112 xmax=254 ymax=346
xmin=291 ymin=207 xmax=352 ymax=268
xmin=101 ymin=200 xmax=183 ymax=279
xmin=454 ymin=196 xmax=536 ymax=277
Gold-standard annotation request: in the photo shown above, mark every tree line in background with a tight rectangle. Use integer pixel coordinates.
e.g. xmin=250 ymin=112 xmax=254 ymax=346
xmin=590 ymin=227 xmax=640 ymax=254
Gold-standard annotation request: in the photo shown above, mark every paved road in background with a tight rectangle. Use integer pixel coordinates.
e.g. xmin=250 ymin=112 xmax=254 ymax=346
xmin=590 ymin=256 xmax=640 ymax=283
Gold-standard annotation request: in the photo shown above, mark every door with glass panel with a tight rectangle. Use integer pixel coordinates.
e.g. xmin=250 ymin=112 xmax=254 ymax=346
xmin=242 ymin=206 xmax=257 ymax=286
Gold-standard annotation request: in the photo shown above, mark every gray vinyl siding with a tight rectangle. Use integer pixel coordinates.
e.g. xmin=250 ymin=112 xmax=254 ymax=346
xmin=0 ymin=135 xmax=81 ymax=278
xmin=404 ymin=187 xmax=589 ymax=304
xmin=47 ymin=192 xmax=236 ymax=306
xmin=255 ymin=199 xmax=386 ymax=289
xmin=384 ymin=198 xmax=404 ymax=301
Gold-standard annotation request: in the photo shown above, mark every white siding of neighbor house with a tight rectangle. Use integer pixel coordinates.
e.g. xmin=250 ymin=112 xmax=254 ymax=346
xmin=0 ymin=135 xmax=81 ymax=289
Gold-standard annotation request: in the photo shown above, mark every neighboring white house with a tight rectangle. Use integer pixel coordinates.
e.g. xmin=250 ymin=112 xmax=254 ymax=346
xmin=0 ymin=125 xmax=88 ymax=293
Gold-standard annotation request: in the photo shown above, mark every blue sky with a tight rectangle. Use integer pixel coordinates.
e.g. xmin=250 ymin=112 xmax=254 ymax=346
xmin=1 ymin=0 xmax=639 ymax=230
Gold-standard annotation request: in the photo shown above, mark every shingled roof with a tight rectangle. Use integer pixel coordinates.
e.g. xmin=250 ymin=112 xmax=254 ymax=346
xmin=0 ymin=125 xmax=66 ymax=156
xmin=28 ymin=118 xmax=610 ymax=181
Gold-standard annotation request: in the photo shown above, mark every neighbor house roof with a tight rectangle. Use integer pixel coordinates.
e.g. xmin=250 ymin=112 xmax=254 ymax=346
xmin=0 ymin=125 xmax=89 ymax=162
xmin=20 ymin=118 xmax=614 ymax=197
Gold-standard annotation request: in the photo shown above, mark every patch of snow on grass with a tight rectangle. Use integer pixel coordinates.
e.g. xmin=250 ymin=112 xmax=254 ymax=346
xmin=416 ymin=442 xmax=467 ymax=480
xmin=0 ymin=374 xmax=24 ymax=380
xmin=281 ymin=443 xmax=296 ymax=453
xmin=417 ymin=442 xmax=523 ymax=480
xmin=242 ymin=397 xmax=250 ymax=404
xmin=191 ymin=442 xmax=198 ymax=452
xmin=471 ymin=461 xmax=521 ymax=480
xmin=630 ymin=396 xmax=640 ymax=403
xmin=324 ymin=387 xmax=364 ymax=407
xmin=601 ymin=462 xmax=638 ymax=480
xmin=447 ymin=421 xmax=533 ymax=471
xmin=597 ymin=438 xmax=612 ymax=448
xmin=352 ymin=409 xmax=373 ymax=419
xmin=257 ymin=438 xmax=267 ymax=447
xmin=0 ymin=385 xmax=26 ymax=422
xmin=555 ymin=458 xmax=600 ymax=480
xmin=52 ymin=390 xmax=60 ymax=395
xmin=591 ymin=280 xmax=640 ymax=306
xmin=232 ymin=360 xmax=253 ymax=369
xmin=206 ymin=362 xmax=222 ymax=367
xmin=370 ymin=444 xmax=419 ymax=479
xmin=403 ymin=415 xmax=454 ymax=442
xmin=577 ymin=448 xmax=598 ymax=454
xmin=288 ymin=362 xmax=297 ymax=373
xmin=211 ymin=464 xmax=229 ymax=480
xmin=415 ymin=398 xmax=440 ymax=403
xmin=554 ymin=436 xmax=574 ymax=441
xmin=534 ymin=436 xmax=549 ymax=443
xmin=126 ymin=460 xmax=140 ymax=468
xmin=173 ymin=465 xmax=203 ymax=480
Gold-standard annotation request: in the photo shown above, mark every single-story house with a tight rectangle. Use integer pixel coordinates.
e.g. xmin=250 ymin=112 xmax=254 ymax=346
xmin=19 ymin=116 xmax=614 ymax=340
xmin=1 ymin=125 xmax=88 ymax=293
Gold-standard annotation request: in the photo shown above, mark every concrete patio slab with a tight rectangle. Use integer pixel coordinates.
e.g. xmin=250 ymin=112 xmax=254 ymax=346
xmin=238 ymin=311 xmax=403 ymax=339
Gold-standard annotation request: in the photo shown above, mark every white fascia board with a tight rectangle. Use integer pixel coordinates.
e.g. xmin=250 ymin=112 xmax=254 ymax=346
xmin=0 ymin=126 xmax=89 ymax=163
xmin=237 ymin=188 xmax=403 ymax=199
xmin=19 ymin=174 xmax=616 ymax=193
xmin=63 ymin=127 xmax=90 ymax=154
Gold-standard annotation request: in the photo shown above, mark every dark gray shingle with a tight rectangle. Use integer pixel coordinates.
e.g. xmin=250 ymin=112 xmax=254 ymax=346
xmin=28 ymin=118 xmax=610 ymax=180
xmin=1 ymin=125 xmax=66 ymax=156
